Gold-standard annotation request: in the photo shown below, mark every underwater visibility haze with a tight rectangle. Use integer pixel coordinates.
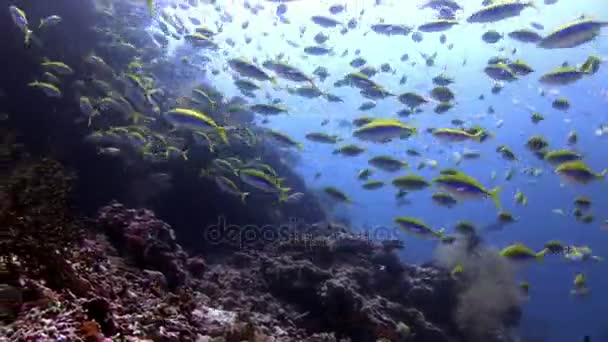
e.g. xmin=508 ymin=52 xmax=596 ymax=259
xmin=2 ymin=0 xmax=608 ymax=341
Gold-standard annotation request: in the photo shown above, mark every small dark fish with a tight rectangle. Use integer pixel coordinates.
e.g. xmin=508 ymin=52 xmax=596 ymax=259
xmin=482 ymin=30 xmax=503 ymax=43
xmin=439 ymin=33 xmax=447 ymax=44
xmin=347 ymin=18 xmax=357 ymax=29
xmin=412 ymin=31 xmax=423 ymax=42
xmin=530 ymin=22 xmax=544 ymax=30
xmin=438 ymin=7 xmax=456 ymax=19
xmin=285 ymin=39 xmax=299 ymax=48
xmin=189 ymin=17 xmax=201 ymax=25
xmin=359 ymin=101 xmax=376 ymax=111
xmin=304 ymin=46 xmax=332 ymax=55
xmin=276 ymin=4 xmax=287 ymax=16
xmin=371 ymin=24 xmax=412 ymax=36
xmin=350 ymin=57 xmax=366 ymax=67
xmin=313 ymin=66 xmax=329 ymax=81
xmin=400 ymin=53 xmax=409 ymax=62
xmin=314 ymin=31 xmax=329 ymax=44
xmin=311 ymin=15 xmax=342 ymax=28
xmin=420 ymin=0 xmax=463 ymax=11
xmin=325 ymin=93 xmax=343 ymax=102
xmin=329 ymin=4 xmax=345 ymax=14
xmin=508 ymin=29 xmax=542 ymax=43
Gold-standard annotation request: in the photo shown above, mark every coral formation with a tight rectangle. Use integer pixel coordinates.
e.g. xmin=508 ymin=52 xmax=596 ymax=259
xmin=1 ymin=140 xmax=520 ymax=341
xmin=96 ymin=202 xmax=190 ymax=289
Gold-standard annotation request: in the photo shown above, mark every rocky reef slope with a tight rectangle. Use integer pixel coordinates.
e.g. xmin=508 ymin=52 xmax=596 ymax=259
xmin=1 ymin=137 xmax=520 ymax=342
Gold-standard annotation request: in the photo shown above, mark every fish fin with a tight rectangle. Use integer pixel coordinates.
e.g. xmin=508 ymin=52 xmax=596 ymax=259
xmin=240 ymin=192 xmax=249 ymax=204
xmin=39 ymin=19 xmax=44 ymax=29
xmin=527 ymin=1 xmax=539 ymax=11
xmin=217 ymin=127 xmax=229 ymax=144
xmin=488 ymin=186 xmax=503 ymax=209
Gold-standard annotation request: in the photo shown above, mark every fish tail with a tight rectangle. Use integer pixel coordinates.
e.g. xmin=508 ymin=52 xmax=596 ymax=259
xmin=240 ymin=192 xmax=249 ymax=204
xmin=580 ymin=65 xmax=590 ymax=75
xmin=472 ymin=130 xmax=484 ymax=141
xmin=24 ymin=28 xmax=33 ymax=47
xmin=535 ymin=248 xmax=548 ymax=260
xmin=217 ymin=126 xmax=229 ymax=144
xmin=436 ymin=228 xmax=445 ymax=238
xmin=88 ymin=110 xmax=101 ymax=127
xmin=199 ymin=169 xmax=212 ymax=179
xmin=147 ymin=0 xmax=156 ymax=16
xmin=489 ymin=186 xmax=503 ymax=209
xmin=296 ymin=143 xmax=304 ymax=151
xmin=527 ymin=1 xmax=539 ymax=11
xmin=278 ymin=188 xmax=291 ymax=202
xmin=598 ymin=169 xmax=608 ymax=178
xmin=130 ymin=111 xmax=143 ymax=124
xmin=270 ymin=77 xmax=279 ymax=88
xmin=39 ymin=19 xmax=44 ymax=29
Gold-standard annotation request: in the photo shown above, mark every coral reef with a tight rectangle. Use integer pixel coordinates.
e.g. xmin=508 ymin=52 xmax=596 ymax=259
xmin=1 ymin=142 xmax=520 ymax=341
xmin=1 ymin=135 xmax=86 ymax=297
xmin=96 ymin=202 xmax=190 ymax=289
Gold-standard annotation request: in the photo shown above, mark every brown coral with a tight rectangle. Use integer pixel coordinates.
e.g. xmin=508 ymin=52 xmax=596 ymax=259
xmin=80 ymin=320 xmax=103 ymax=342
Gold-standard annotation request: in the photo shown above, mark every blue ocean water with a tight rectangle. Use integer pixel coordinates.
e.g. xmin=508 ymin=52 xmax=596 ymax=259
xmin=190 ymin=1 xmax=608 ymax=340
xmin=6 ymin=0 xmax=607 ymax=340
